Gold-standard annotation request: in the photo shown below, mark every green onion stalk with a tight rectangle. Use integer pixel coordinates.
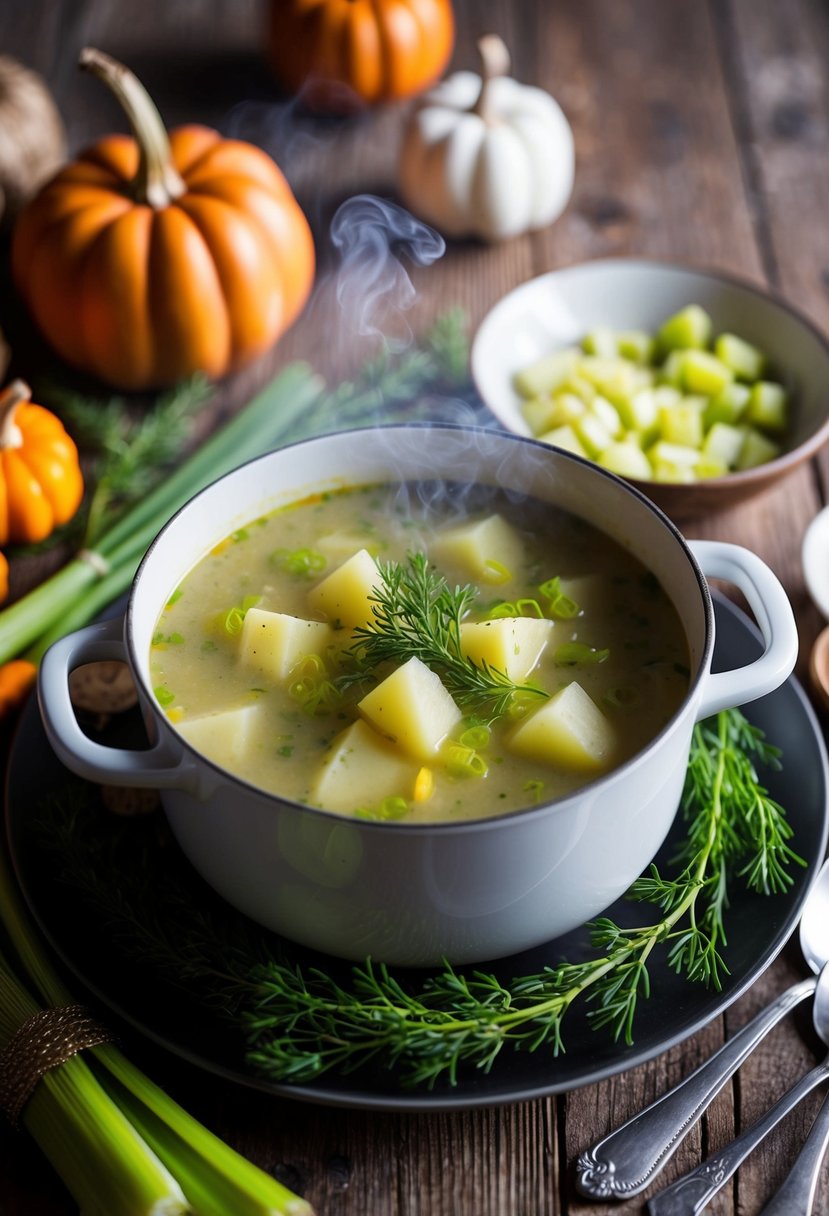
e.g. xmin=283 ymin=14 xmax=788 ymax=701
xmin=0 ymin=836 xmax=313 ymax=1216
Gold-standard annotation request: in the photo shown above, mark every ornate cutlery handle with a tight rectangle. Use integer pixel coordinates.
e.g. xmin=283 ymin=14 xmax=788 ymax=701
xmin=646 ymin=1059 xmax=829 ymax=1215
xmin=575 ymin=977 xmax=816 ymax=1200
xmin=758 ymin=1086 xmax=829 ymax=1216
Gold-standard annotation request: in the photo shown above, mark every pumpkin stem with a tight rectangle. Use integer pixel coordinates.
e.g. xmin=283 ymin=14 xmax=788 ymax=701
xmin=0 ymin=380 xmax=31 ymax=451
xmin=473 ymin=35 xmax=511 ymax=123
xmin=79 ymin=47 xmax=186 ymax=209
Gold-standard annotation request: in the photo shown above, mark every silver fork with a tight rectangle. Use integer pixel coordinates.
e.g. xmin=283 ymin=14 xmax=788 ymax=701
xmin=646 ymin=961 xmax=829 ymax=1215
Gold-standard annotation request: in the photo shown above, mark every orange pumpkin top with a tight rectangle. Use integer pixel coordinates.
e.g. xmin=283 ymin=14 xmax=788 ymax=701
xmin=268 ymin=0 xmax=455 ymax=110
xmin=12 ymin=49 xmax=316 ymax=391
xmin=0 ymin=380 xmax=84 ymax=546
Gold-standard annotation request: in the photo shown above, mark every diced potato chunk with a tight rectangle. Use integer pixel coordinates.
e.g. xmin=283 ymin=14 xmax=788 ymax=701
xmin=509 ymin=682 xmax=616 ymax=772
xmin=358 ymin=655 xmax=462 ymax=761
xmin=460 ymin=618 xmax=554 ymax=682
xmin=177 ymin=703 xmax=261 ymax=763
xmin=240 ymin=608 xmax=332 ymax=681
xmin=311 ymin=720 xmax=418 ymax=813
xmin=307 ymin=548 xmax=380 ymax=628
xmin=432 ymin=514 xmax=523 ymax=584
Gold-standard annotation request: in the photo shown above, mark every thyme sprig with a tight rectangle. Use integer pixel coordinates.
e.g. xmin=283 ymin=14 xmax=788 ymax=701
xmin=33 ymin=708 xmax=805 ymax=1090
xmin=339 ymin=552 xmax=548 ymax=719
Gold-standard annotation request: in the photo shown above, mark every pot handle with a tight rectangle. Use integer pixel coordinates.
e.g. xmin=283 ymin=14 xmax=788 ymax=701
xmin=38 ymin=615 xmax=197 ymax=791
xmin=689 ymin=539 xmax=798 ymax=721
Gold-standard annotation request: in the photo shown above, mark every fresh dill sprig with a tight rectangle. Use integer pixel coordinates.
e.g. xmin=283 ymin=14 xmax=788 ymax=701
xmin=340 ymin=552 xmax=548 ymax=719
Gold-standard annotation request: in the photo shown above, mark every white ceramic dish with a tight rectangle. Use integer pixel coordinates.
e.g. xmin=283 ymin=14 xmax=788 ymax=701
xmin=803 ymin=505 xmax=829 ymax=620
xmin=471 ymin=258 xmax=829 ymax=518
xmin=37 ymin=425 xmax=798 ymax=966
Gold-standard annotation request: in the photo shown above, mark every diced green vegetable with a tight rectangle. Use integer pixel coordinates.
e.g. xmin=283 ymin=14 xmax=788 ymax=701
xmin=736 ymin=427 xmax=782 ymax=470
xmin=581 ymin=327 xmax=618 ymax=357
xmin=537 ymin=424 xmax=590 ymax=458
xmin=681 ymin=350 xmax=734 ymax=396
xmin=715 ymin=332 xmax=766 ymax=381
xmin=745 ymin=381 xmax=788 ymax=433
xmin=657 ymin=304 xmax=712 ymax=351
xmin=597 ymin=441 xmax=653 ymax=480
xmin=513 ymin=304 xmax=789 ymax=484
xmin=513 ymin=348 xmax=580 ymax=397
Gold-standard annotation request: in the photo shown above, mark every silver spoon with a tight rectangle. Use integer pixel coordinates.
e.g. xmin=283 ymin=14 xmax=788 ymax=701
xmin=576 ymin=857 xmax=829 ymax=1200
xmin=758 ymin=1088 xmax=829 ymax=1215
xmin=645 ymin=959 xmax=829 ymax=1214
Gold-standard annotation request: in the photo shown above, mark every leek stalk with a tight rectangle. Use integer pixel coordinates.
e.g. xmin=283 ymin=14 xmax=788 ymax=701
xmin=0 ymin=952 xmax=189 ymax=1216
xmin=0 ymin=838 xmax=313 ymax=1214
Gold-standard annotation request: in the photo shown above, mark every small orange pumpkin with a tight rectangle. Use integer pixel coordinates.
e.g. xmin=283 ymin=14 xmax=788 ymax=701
xmin=0 ymin=552 xmax=8 ymax=603
xmin=12 ymin=48 xmax=315 ymax=391
xmin=0 ymin=658 xmax=38 ymax=717
xmin=0 ymin=379 xmax=84 ymax=545
xmin=267 ymin=0 xmax=455 ymax=110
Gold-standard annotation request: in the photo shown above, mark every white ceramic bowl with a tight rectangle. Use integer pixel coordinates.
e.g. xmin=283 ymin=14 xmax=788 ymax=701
xmin=37 ymin=426 xmax=798 ymax=966
xmin=471 ymin=258 xmax=829 ymax=520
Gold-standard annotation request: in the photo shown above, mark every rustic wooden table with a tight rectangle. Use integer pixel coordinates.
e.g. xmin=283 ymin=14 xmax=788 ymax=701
xmin=3 ymin=1 xmax=829 ymax=1212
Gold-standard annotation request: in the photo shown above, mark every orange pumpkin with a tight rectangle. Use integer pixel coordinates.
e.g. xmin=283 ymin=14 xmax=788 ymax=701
xmin=11 ymin=48 xmax=315 ymax=391
xmin=0 ymin=552 xmax=8 ymax=603
xmin=0 ymin=380 xmax=84 ymax=545
xmin=268 ymin=0 xmax=455 ymax=110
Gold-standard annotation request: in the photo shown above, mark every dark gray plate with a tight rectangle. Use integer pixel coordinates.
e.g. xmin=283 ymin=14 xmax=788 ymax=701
xmin=6 ymin=595 xmax=829 ymax=1111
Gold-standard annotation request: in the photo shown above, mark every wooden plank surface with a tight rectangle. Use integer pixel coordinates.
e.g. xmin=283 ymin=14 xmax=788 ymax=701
xmin=1 ymin=1 xmax=828 ymax=1213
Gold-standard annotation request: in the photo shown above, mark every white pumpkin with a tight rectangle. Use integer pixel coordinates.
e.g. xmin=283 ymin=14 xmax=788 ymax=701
xmin=398 ymin=35 xmax=575 ymax=242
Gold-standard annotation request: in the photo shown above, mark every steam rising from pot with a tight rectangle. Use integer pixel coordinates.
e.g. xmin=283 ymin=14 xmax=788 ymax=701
xmin=329 ymin=194 xmax=445 ymax=350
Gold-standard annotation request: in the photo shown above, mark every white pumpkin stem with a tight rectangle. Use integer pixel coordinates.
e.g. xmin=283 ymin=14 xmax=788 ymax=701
xmin=79 ymin=47 xmax=186 ymax=209
xmin=0 ymin=380 xmax=30 ymax=451
xmin=473 ymin=34 xmax=511 ymax=123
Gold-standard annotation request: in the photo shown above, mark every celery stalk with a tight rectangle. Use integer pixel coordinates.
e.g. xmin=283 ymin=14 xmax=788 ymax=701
xmin=96 ymin=1052 xmax=313 ymax=1216
xmin=0 ymin=840 xmax=314 ymax=1216
xmin=0 ymin=956 xmax=189 ymax=1216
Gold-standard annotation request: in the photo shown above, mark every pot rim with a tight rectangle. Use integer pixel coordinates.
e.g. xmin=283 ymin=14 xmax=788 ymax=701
xmin=126 ymin=422 xmax=713 ymax=834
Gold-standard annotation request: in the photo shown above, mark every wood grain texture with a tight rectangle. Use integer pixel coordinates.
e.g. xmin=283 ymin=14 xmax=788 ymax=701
xmin=1 ymin=1 xmax=828 ymax=1214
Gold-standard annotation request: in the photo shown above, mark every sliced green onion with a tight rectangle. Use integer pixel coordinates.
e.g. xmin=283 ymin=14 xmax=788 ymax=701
xmin=270 ymin=547 xmax=328 ymax=577
xmin=222 ymin=595 xmax=261 ymax=637
xmin=482 ymin=559 xmax=511 ymax=585
xmin=444 ymin=744 xmax=488 ymax=779
xmin=523 ymin=779 xmax=546 ymax=803
xmin=538 ymin=577 xmax=580 ymax=619
xmin=460 ymin=724 xmax=491 ymax=750
xmin=515 ymin=598 xmax=544 ymax=618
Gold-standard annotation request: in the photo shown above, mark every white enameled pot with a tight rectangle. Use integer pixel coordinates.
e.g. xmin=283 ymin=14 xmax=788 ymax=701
xmin=38 ymin=426 xmax=798 ymax=966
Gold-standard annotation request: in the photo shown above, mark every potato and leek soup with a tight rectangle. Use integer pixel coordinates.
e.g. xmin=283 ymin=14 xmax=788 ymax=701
xmin=150 ymin=482 xmax=690 ymax=823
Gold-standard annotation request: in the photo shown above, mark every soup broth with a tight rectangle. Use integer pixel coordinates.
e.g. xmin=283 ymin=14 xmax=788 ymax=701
xmin=150 ymin=482 xmax=690 ymax=822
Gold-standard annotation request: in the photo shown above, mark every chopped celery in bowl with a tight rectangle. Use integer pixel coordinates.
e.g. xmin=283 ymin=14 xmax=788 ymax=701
xmin=471 ymin=259 xmax=829 ymax=520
